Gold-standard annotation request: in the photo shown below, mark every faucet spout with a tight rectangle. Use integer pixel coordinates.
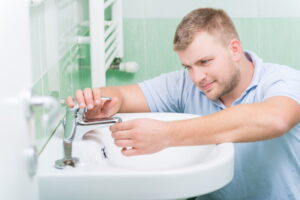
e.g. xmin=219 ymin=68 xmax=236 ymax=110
xmin=55 ymin=100 xmax=121 ymax=169
xmin=63 ymin=106 xmax=80 ymax=142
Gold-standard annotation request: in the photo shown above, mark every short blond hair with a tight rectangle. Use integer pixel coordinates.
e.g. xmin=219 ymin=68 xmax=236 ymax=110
xmin=173 ymin=8 xmax=239 ymax=51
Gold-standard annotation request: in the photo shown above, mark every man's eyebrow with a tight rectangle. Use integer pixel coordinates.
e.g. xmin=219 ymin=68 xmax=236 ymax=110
xmin=182 ymin=56 xmax=213 ymax=67
xmin=195 ymin=56 xmax=213 ymax=64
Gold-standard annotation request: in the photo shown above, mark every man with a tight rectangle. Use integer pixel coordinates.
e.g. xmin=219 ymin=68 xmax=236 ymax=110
xmin=67 ymin=8 xmax=300 ymax=200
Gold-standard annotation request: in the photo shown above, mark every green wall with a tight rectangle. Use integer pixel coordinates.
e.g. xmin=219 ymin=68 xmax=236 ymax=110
xmin=107 ymin=18 xmax=300 ymax=86
xmin=30 ymin=0 xmax=91 ymax=152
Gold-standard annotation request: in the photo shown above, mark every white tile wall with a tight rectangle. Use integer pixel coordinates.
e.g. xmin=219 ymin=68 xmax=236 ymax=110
xmin=30 ymin=0 xmax=87 ymax=84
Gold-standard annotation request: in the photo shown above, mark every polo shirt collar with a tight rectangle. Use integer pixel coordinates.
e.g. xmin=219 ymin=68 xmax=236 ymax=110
xmin=243 ymin=50 xmax=264 ymax=93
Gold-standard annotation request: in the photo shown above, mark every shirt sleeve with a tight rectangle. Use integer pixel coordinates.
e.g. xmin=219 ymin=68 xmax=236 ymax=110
xmin=138 ymin=70 xmax=189 ymax=112
xmin=260 ymin=67 xmax=300 ymax=104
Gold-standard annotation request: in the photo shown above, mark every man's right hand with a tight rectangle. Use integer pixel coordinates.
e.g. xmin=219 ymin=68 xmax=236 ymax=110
xmin=66 ymin=88 xmax=121 ymax=119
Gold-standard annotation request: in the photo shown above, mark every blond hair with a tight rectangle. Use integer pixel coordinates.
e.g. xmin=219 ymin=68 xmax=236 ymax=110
xmin=173 ymin=8 xmax=239 ymax=51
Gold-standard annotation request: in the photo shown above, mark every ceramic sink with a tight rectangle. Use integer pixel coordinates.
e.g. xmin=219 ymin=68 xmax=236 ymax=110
xmin=38 ymin=112 xmax=234 ymax=200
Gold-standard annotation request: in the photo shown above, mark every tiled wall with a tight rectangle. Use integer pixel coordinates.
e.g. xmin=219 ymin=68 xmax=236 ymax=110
xmin=106 ymin=17 xmax=300 ymax=86
xmin=31 ymin=0 xmax=300 ymax=152
xmin=107 ymin=0 xmax=300 ymax=86
xmin=30 ymin=0 xmax=91 ymax=152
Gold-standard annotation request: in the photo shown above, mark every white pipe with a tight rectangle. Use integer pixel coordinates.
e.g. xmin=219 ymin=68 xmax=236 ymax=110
xmin=119 ymin=62 xmax=139 ymax=73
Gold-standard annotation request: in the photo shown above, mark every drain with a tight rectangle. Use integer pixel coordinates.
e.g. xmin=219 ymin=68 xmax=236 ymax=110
xmin=101 ymin=147 xmax=108 ymax=159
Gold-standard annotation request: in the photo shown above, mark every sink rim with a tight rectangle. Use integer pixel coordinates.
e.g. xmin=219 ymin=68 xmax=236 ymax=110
xmin=38 ymin=112 xmax=235 ymax=199
xmin=38 ymin=136 xmax=233 ymax=176
xmin=38 ymin=112 xmax=234 ymax=176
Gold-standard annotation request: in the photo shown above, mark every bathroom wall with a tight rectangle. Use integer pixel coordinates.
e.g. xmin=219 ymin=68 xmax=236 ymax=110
xmin=31 ymin=0 xmax=300 ymax=152
xmin=30 ymin=0 xmax=91 ymax=152
xmin=106 ymin=0 xmax=300 ymax=86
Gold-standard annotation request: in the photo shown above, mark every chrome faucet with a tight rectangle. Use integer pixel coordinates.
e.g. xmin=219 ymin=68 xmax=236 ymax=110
xmin=55 ymin=97 xmax=122 ymax=169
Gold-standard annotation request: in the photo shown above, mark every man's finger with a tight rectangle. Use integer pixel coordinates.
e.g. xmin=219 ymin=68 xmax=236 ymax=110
xmin=92 ymin=88 xmax=102 ymax=105
xmin=121 ymin=147 xmax=139 ymax=156
xmin=114 ymin=139 xmax=134 ymax=148
xmin=111 ymin=130 xmax=132 ymax=140
xmin=101 ymin=97 xmax=118 ymax=117
xmin=83 ymin=88 xmax=94 ymax=110
xmin=76 ymin=90 xmax=86 ymax=108
xmin=66 ymin=96 xmax=75 ymax=108
xmin=110 ymin=121 xmax=134 ymax=132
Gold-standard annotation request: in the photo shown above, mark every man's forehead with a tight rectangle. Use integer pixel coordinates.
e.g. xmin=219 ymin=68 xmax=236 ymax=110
xmin=177 ymin=32 xmax=224 ymax=64
xmin=180 ymin=54 xmax=214 ymax=66
xmin=178 ymin=47 xmax=216 ymax=66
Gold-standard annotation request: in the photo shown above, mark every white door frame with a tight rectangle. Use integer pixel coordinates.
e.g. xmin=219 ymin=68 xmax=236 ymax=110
xmin=0 ymin=1 xmax=38 ymax=200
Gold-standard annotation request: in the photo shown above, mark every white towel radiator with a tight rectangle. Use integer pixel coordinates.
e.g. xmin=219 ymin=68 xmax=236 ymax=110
xmin=88 ymin=0 xmax=124 ymax=87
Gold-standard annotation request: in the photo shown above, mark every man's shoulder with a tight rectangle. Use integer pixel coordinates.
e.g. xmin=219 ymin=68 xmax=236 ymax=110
xmin=246 ymin=50 xmax=300 ymax=79
xmin=260 ymin=62 xmax=300 ymax=80
xmin=255 ymin=61 xmax=300 ymax=103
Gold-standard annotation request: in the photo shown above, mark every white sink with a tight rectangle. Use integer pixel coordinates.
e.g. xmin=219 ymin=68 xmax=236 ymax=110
xmin=38 ymin=112 xmax=234 ymax=200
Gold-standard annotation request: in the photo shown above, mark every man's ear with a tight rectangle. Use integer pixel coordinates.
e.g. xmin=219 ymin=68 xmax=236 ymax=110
xmin=228 ymin=39 xmax=243 ymax=62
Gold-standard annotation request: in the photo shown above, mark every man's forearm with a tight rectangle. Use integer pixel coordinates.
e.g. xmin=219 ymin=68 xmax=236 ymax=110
xmin=168 ymin=97 xmax=300 ymax=146
xmin=100 ymin=85 xmax=150 ymax=113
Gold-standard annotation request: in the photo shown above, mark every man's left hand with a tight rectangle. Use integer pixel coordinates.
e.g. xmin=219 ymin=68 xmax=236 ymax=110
xmin=109 ymin=118 xmax=172 ymax=156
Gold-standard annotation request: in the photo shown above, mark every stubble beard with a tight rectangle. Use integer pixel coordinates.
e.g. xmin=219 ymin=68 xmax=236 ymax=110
xmin=205 ymin=69 xmax=241 ymax=101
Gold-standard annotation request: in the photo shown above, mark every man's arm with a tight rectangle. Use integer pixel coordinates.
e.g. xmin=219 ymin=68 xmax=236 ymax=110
xmin=169 ymin=96 xmax=300 ymax=146
xmin=100 ymin=84 xmax=150 ymax=113
xmin=110 ymin=96 xmax=300 ymax=156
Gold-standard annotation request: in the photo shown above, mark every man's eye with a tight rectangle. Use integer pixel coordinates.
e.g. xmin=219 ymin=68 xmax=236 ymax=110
xmin=184 ymin=66 xmax=191 ymax=70
xmin=201 ymin=59 xmax=211 ymax=64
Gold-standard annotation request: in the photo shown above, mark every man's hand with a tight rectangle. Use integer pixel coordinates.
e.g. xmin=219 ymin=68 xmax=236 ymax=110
xmin=66 ymin=88 xmax=121 ymax=119
xmin=110 ymin=118 xmax=172 ymax=156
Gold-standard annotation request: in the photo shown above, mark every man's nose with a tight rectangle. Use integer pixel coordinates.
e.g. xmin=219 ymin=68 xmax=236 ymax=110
xmin=191 ymin=67 xmax=207 ymax=82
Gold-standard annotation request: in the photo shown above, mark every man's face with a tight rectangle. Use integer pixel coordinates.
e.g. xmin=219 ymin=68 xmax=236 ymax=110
xmin=176 ymin=31 xmax=240 ymax=100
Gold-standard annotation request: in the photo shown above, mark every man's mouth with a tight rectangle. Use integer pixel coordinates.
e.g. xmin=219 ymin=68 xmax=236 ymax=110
xmin=200 ymin=81 xmax=215 ymax=91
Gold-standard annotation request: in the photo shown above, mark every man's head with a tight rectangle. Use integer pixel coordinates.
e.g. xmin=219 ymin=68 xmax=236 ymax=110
xmin=173 ymin=8 xmax=246 ymax=101
xmin=173 ymin=8 xmax=239 ymax=51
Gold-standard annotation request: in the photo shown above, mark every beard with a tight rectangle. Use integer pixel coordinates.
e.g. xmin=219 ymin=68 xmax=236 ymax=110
xmin=205 ymin=68 xmax=241 ymax=101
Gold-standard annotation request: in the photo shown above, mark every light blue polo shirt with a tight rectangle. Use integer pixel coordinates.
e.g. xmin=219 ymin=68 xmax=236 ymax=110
xmin=138 ymin=51 xmax=300 ymax=200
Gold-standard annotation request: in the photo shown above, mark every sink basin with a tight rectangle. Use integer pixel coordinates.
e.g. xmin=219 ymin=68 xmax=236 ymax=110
xmin=38 ymin=112 xmax=234 ymax=200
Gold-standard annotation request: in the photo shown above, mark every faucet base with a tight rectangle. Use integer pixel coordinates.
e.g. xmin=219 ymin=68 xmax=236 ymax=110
xmin=55 ymin=157 xmax=79 ymax=169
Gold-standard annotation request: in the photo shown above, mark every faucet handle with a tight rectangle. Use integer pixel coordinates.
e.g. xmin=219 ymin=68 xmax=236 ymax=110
xmin=78 ymin=117 xmax=122 ymax=126
xmin=73 ymin=116 xmax=122 ymax=142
